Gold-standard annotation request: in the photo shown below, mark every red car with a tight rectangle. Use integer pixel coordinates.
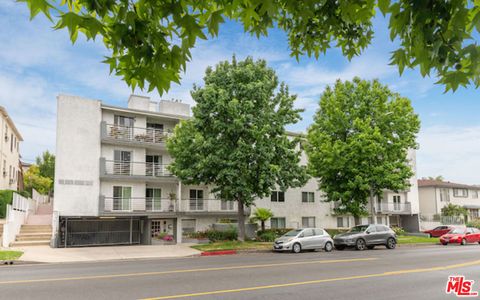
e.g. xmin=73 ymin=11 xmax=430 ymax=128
xmin=424 ymin=225 xmax=453 ymax=238
xmin=440 ymin=227 xmax=480 ymax=245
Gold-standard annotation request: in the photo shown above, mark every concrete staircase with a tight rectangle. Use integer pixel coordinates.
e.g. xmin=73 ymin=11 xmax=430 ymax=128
xmin=10 ymin=204 xmax=52 ymax=247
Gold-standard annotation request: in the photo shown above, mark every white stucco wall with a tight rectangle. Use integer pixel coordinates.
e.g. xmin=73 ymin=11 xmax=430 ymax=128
xmin=0 ymin=109 xmax=22 ymax=190
xmin=54 ymin=95 xmax=102 ymax=216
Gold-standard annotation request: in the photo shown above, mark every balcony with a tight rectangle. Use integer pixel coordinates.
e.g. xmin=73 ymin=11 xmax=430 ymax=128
xmin=100 ymin=159 xmax=176 ymax=182
xmin=101 ymin=122 xmax=173 ymax=149
xmin=101 ymin=197 xmax=240 ymax=215
xmin=375 ymin=202 xmax=412 ymax=214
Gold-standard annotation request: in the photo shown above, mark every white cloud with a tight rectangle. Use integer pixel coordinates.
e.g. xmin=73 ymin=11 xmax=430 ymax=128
xmin=417 ymin=125 xmax=480 ymax=184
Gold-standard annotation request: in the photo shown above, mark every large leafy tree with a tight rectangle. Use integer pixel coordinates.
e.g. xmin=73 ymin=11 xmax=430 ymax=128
xmin=21 ymin=0 xmax=480 ymax=93
xmin=36 ymin=150 xmax=55 ymax=181
xmin=252 ymin=208 xmax=274 ymax=231
xmin=167 ymin=57 xmax=308 ymax=241
xmin=24 ymin=165 xmax=53 ymax=195
xmin=306 ymin=78 xmax=420 ymax=218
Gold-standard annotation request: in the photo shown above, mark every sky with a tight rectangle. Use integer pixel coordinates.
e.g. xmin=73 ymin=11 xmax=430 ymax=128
xmin=0 ymin=2 xmax=479 ymax=184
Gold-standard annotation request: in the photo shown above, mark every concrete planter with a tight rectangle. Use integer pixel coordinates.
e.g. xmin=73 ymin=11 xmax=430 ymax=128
xmin=182 ymin=238 xmax=210 ymax=244
xmin=212 ymin=223 xmax=258 ymax=239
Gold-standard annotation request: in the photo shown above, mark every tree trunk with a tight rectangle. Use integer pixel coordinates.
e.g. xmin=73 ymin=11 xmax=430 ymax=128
xmin=237 ymin=199 xmax=246 ymax=242
xmin=261 ymin=221 xmax=265 ymax=232
xmin=370 ymin=190 xmax=377 ymax=224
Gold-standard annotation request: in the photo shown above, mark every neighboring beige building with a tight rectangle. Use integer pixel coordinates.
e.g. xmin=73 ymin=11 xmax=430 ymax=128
xmin=0 ymin=106 xmax=23 ymax=191
xmin=418 ymin=179 xmax=480 ymax=223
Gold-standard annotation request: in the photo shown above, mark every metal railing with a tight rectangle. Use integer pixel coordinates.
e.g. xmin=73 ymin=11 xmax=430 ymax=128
xmin=104 ymin=197 xmax=177 ymax=212
xmin=102 ymin=197 xmax=237 ymax=213
xmin=103 ymin=123 xmax=173 ymax=144
xmin=375 ymin=202 xmax=411 ymax=213
xmin=103 ymin=160 xmax=173 ymax=177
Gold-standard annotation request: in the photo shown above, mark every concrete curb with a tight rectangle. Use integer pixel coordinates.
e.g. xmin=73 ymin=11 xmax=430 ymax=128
xmin=201 ymin=250 xmax=237 ymax=256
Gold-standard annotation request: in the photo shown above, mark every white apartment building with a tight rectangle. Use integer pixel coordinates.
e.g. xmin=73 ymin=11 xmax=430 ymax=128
xmin=0 ymin=106 xmax=23 ymax=191
xmin=54 ymin=94 xmax=420 ymax=247
xmin=418 ymin=179 xmax=480 ymax=225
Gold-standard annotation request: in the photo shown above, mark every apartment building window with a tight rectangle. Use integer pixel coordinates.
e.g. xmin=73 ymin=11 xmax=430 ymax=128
xmin=189 ymin=189 xmax=204 ymax=210
xmin=337 ymin=217 xmax=345 ymax=228
xmin=393 ymin=195 xmax=401 ymax=210
xmin=271 ymin=191 xmax=285 ymax=202
xmin=270 ymin=217 xmax=286 ymax=229
xmin=113 ymin=115 xmax=134 ymax=138
xmin=113 ymin=186 xmax=132 ymax=211
xmin=113 ymin=150 xmax=131 ymax=175
xmin=10 ymin=134 xmax=13 ymax=152
xmin=145 ymin=155 xmax=162 ymax=176
xmin=376 ymin=216 xmax=383 ymax=224
xmin=470 ymin=209 xmax=479 ymax=219
xmin=146 ymin=188 xmax=162 ymax=211
xmin=439 ymin=188 xmax=450 ymax=202
xmin=302 ymin=217 xmax=315 ymax=228
xmin=302 ymin=192 xmax=314 ymax=203
xmin=453 ymin=188 xmax=468 ymax=197
xmin=472 ymin=190 xmax=479 ymax=199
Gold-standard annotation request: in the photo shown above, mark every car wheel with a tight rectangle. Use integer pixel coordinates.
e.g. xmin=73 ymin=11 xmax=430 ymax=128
xmin=292 ymin=243 xmax=302 ymax=253
xmin=334 ymin=245 xmax=345 ymax=251
xmin=442 ymin=242 xmax=448 ymax=246
xmin=324 ymin=242 xmax=333 ymax=252
xmin=355 ymin=239 xmax=366 ymax=251
xmin=428 ymin=233 xmax=432 ymax=238
xmin=367 ymin=245 xmax=375 ymax=250
xmin=386 ymin=238 xmax=396 ymax=249
xmin=461 ymin=238 xmax=467 ymax=246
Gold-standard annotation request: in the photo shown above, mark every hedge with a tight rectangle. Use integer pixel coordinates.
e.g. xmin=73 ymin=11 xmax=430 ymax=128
xmin=0 ymin=190 xmax=15 ymax=219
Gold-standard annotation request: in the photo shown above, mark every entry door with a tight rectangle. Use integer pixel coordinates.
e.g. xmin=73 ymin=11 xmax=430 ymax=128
xmin=113 ymin=186 xmax=132 ymax=211
xmin=114 ymin=150 xmax=131 ymax=175
xmin=146 ymin=188 xmax=162 ymax=211
xmin=393 ymin=195 xmax=401 ymax=210
xmin=147 ymin=123 xmax=164 ymax=143
xmin=146 ymin=155 xmax=162 ymax=176
xmin=114 ymin=115 xmax=134 ymax=138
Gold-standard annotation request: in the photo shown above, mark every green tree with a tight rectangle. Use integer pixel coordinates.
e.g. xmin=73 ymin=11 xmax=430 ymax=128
xmin=21 ymin=1 xmax=480 ymax=93
xmin=167 ymin=57 xmax=308 ymax=241
xmin=441 ymin=203 xmax=468 ymax=217
xmin=252 ymin=208 xmax=274 ymax=231
xmin=24 ymin=165 xmax=53 ymax=195
xmin=36 ymin=151 xmax=55 ymax=181
xmin=306 ymin=78 xmax=420 ymax=217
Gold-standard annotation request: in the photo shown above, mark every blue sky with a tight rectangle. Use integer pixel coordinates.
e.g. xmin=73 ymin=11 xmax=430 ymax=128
xmin=0 ymin=2 xmax=479 ymax=184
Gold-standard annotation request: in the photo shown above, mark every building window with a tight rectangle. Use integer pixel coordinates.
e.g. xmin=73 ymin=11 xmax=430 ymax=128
xmin=10 ymin=134 xmax=13 ymax=152
xmin=376 ymin=216 xmax=383 ymax=224
xmin=302 ymin=217 xmax=315 ymax=228
xmin=337 ymin=217 xmax=344 ymax=228
xmin=439 ymin=188 xmax=450 ymax=202
xmin=472 ymin=190 xmax=479 ymax=199
xmin=302 ymin=192 xmax=314 ymax=203
xmin=271 ymin=191 xmax=285 ymax=202
xmin=453 ymin=188 xmax=468 ymax=197
xmin=189 ymin=189 xmax=204 ymax=210
xmin=270 ymin=217 xmax=286 ymax=229
xmin=113 ymin=186 xmax=132 ymax=211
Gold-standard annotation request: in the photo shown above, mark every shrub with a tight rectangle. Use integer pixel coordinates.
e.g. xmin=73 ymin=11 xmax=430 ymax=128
xmin=205 ymin=228 xmax=238 ymax=241
xmin=324 ymin=229 xmax=348 ymax=236
xmin=185 ymin=231 xmax=209 ymax=239
xmin=391 ymin=226 xmax=406 ymax=236
xmin=0 ymin=190 xmax=14 ymax=219
xmin=467 ymin=219 xmax=480 ymax=229
xmin=256 ymin=230 xmax=277 ymax=242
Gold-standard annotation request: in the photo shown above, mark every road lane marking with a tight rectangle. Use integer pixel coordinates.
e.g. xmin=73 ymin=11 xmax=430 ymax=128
xmin=0 ymin=257 xmax=376 ymax=285
xmin=142 ymin=259 xmax=480 ymax=300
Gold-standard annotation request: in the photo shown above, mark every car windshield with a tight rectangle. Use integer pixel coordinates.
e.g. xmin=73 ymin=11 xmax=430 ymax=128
xmin=449 ymin=228 xmax=466 ymax=234
xmin=283 ymin=229 xmax=303 ymax=237
xmin=349 ymin=225 xmax=369 ymax=233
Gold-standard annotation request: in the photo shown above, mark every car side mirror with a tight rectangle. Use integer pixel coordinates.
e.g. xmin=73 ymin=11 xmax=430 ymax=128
xmin=299 ymin=234 xmax=304 ymax=238
xmin=466 ymin=232 xmax=471 ymax=235
xmin=366 ymin=231 xmax=371 ymax=234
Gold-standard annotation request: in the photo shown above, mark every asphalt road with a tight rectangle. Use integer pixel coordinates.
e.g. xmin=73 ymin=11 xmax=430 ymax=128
xmin=1 ymin=245 xmax=480 ymax=300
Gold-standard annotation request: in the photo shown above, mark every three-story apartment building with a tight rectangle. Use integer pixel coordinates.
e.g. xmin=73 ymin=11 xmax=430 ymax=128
xmin=0 ymin=106 xmax=23 ymax=191
xmin=54 ymin=94 xmax=420 ymax=247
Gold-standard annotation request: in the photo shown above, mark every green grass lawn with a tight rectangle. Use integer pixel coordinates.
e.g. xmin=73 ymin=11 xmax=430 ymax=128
xmin=397 ymin=236 xmax=439 ymax=244
xmin=0 ymin=250 xmax=23 ymax=260
xmin=191 ymin=241 xmax=272 ymax=252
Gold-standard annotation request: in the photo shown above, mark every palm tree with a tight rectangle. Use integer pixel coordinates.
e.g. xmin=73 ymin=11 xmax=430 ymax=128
xmin=252 ymin=208 xmax=274 ymax=231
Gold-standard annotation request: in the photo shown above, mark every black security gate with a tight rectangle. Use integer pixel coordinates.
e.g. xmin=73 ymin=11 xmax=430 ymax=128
xmin=59 ymin=217 xmax=142 ymax=247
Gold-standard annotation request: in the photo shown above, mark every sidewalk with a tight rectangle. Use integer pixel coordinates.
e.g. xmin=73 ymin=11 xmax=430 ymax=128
xmin=10 ymin=244 xmax=201 ymax=263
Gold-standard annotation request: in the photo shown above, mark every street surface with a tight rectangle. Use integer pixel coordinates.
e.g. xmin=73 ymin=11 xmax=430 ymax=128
xmin=1 ymin=245 xmax=480 ymax=299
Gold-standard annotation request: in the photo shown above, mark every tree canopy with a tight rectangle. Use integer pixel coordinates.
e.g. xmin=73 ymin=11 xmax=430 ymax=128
xmin=305 ymin=78 xmax=420 ymax=217
xmin=252 ymin=208 xmax=274 ymax=231
xmin=36 ymin=150 xmax=55 ymax=181
xmin=23 ymin=165 xmax=53 ymax=195
xmin=167 ymin=57 xmax=308 ymax=240
xmin=21 ymin=0 xmax=480 ymax=93
xmin=441 ymin=203 xmax=468 ymax=217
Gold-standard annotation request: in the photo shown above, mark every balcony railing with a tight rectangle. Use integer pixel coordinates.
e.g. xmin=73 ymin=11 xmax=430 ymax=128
xmin=104 ymin=197 xmax=177 ymax=212
xmin=102 ymin=197 xmax=238 ymax=213
xmin=375 ymin=202 xmax=411 ymax=213
xmin=102 ymin=123 xmax=173 ymax=145
xmin=102 ymin=160 xmax=173 ymax=177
